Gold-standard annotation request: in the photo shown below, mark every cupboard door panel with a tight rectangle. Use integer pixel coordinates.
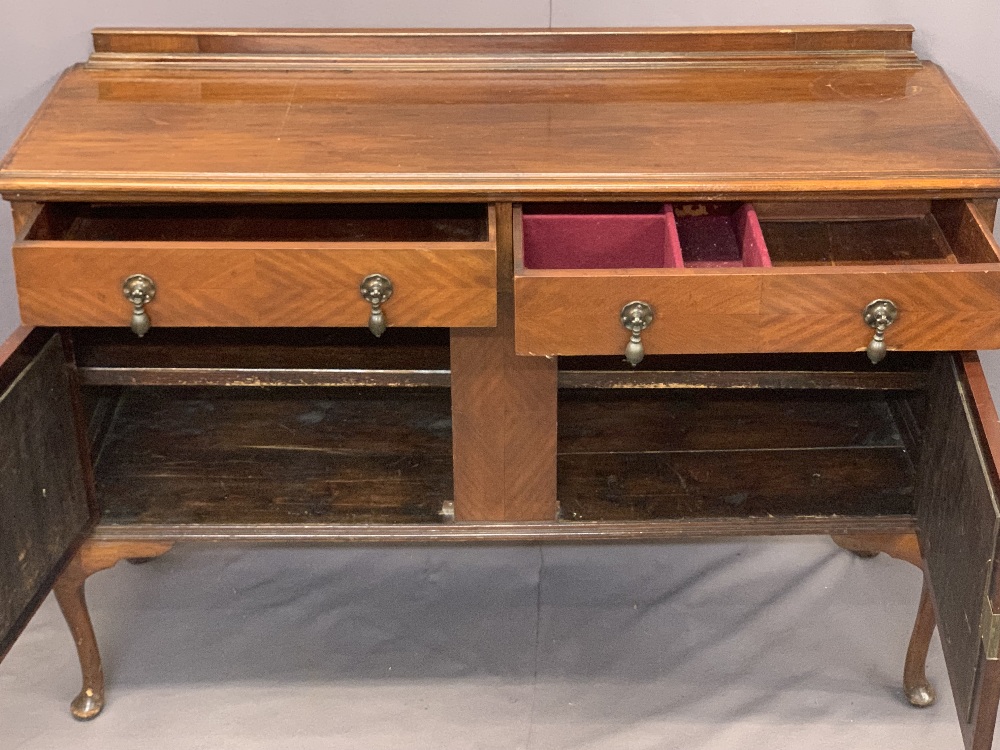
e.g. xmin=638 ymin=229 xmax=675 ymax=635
xmin=0 ymin=329 xmax=92 ymax=660
xmin=917 ymin=353 xmax=1000 ymax=750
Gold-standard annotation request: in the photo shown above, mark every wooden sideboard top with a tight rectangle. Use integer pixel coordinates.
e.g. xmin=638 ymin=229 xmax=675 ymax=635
xmin=1 ymin=26 xmax=999 ymax=201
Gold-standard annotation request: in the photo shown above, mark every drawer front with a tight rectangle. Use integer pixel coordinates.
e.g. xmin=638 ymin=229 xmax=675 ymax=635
xmin=15 ymin=244 xmax=497 ymax=329
xmin=515 ymin=274 xmax=765 ymax=355
xmin=13 ymin=204 xmax=497 ymax=330
xmin=514 ymin=201 xmax=1000 ymax=356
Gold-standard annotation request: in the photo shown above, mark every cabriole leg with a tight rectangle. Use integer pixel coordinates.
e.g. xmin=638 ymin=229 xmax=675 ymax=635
xmin=831 ymin=533 xmax=936 ymax=708
xmin=903 ymin=577 xmax=937 ymax=707
xmin=52 ymin=539 xmax=173 ymax=720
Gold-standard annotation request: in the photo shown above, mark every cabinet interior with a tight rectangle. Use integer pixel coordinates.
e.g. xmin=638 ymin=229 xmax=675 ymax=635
xmin=74 ymin=327 xmax=452 ymax=387
xmin=91 ymin=385 xmax=454 ymax=527
xmin=77 ymin=330 xmax=938 ymax=533
xmin=557 ymin=387 xmax=921 ymax=523
xmin=81 ymin=328 xmax=454 ymax=528
xmin=555 ymin=353 xmax=931 ymax=526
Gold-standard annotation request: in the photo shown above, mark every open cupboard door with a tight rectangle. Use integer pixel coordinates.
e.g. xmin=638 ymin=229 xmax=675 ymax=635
xmin=0 ymin=328 xmax=93 ymax=660
xmin=917 ymin=353 xmax=1000 ymax=750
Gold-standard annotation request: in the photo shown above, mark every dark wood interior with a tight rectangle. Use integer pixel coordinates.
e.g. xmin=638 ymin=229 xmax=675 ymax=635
xmin=93 ymin=386 xmax=454 ymax=526
xmin=557 ymin=388 xmax=921 ymax=522
xmin=74 ymin=327 xmax=451 ymax=368
xmin=760 ymin=215 xmax=955 ymax=266
xmin=75 ymin=328 xmax=450 ymax=387
xmin=26 ymin=203 xmax=490 ymax=243
xmin=82 ymin=344 xmax=932 ymax=532
xmin=559 ymin=352 xmax=934 ymax=390
xmin=72 ymin=329 xmax=937 ymax=391
xmin=755 ymin=199 xmax=1000 ymax=267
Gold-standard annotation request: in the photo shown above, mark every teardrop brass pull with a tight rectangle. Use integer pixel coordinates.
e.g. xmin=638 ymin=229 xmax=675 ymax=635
xmin=122 ymin=274 xmax=156 ymax=337
xmin=863 ymin=299 xmax=898 ymax=365
xmin=360 ymin=273 xmax=394 ymax=337
xmin=620 ymin=301 xmax=654 ymax=367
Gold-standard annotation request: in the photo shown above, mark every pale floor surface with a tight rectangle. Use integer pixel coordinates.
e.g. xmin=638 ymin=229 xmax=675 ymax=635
xmin=0 ymin=539 xmax=972 ymax=749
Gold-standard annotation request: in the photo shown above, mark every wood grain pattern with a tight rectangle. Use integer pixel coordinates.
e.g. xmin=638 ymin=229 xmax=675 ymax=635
xmin=451 ymin=202 xmax=557 ymax=522
xmin=558 ymin=389 xmax=916 ymax=522
xmin=53 ymin=539 xmax=173 ymax=719
xmin=1 ymin=27 xmax=998 ymax=743
xmin=955 ymin=352 xmax=1000 ymax=750
xmin=2 ymin=45 xmax=998 ymax=200
xmin=90 ymin=516 xmax=917 ymax=543
xmin=831 ymin=533 xmax=938 ymax=708
xmin=973 ymin=199 xmax=998 ymax=229
xmin=95 ymin=387 xmax=453 ymax=526
xmin=514 ymin=201 xmax=1000 ymax=355
xmin=74 ymin=325 xmax=451 ymax=386
xmin=0 ymin=326 xmax=36 ymax=383
xmin=15 ymin=242 xmax=496 ymax=328
xmin=72 ymin=326 xmax=450 ymax=369
xmin=915 ymin=354 xmax=1000 ymax=749
xmin=0 ymin=333 xmax=91 ymax=661
xmin=90 ymin=26 xmax=917 ymax=58
xmin=9 ymin=202 xmax=42 ymax=237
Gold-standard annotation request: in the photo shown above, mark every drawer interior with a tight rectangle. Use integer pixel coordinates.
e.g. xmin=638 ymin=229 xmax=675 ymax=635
xmin=26 ymin=202 xmax=490 ymax=243
xmin=756 ymin=201 xmax=984 ymax=266
xmin=518 ymin=200 xmax=999 ymax=270
xmin=521 ymin=203 xmax=681 ymax=269
xmin=674 ymin=202 xmax=771 ymax=268
xmin=521 ymin=202 xmax=770 ymax=270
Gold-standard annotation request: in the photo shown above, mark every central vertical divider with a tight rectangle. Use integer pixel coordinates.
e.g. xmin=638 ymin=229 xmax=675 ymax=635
xmin=450 ymin=202 xmax=559 ymax=521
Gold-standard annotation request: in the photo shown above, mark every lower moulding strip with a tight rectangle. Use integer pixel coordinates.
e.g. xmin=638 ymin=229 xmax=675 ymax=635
xmin=90 ymin=515 xmax=918 ymax=543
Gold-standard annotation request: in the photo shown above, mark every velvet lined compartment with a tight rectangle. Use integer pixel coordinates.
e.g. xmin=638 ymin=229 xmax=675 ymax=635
xmin=522 ymin=203 xmax=683 ymax=270
xmin=522 ymin=203 xmax=770 ymax=270
xmin=675 ymin=203 xmax=772 ymax=268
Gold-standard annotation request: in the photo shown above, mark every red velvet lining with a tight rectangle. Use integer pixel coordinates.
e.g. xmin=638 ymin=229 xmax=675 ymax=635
xmin=521 ymin=203 xmax=769 ymax=270
xmin=522 ymin=204 xmax=682 ymax=269
xmin=676 ymin=204 xmax=771 ymax=268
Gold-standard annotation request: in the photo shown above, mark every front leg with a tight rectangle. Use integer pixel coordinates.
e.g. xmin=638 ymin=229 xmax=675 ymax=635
xmin=831 ymin=533 xmax=935 ymax=707
xmin=903 ymin=576 xmax=936 ymax=707
xmin=52 ymin=539 xmax=173 ymax=720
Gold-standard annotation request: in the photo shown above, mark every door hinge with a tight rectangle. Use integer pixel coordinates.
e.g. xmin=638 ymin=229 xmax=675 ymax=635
xmin=981 ymin=594 xmax=1000 ymax=661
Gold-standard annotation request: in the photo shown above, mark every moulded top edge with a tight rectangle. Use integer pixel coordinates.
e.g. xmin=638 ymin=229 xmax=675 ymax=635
xmin=4 ymin=173 xmax=1000 ymax=205
xmin=89 ymin=24 xmax=916 ymax=59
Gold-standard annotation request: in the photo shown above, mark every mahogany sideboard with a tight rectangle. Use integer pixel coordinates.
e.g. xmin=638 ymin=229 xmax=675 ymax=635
xmin=3 ymin=25 xmax=1000 ymax=749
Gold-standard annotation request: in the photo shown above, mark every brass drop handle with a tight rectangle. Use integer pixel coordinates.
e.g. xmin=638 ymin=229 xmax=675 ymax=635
xmin=122 ymin=274 xmax=156 ymax=337
xmin=360 ymin=273 xmax=394 ymax=337
xmin=863 ymin=299 xmax=898 ymax=365
xmin=620 ymin=301 xmax=654 ymax=367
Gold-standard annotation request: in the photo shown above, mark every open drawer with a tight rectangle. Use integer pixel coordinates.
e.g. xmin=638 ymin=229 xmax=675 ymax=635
xmin=13 ymin=203 xmax=497 ymax=331
xmin=514 ymin=200 xmax=1000 ymax=358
